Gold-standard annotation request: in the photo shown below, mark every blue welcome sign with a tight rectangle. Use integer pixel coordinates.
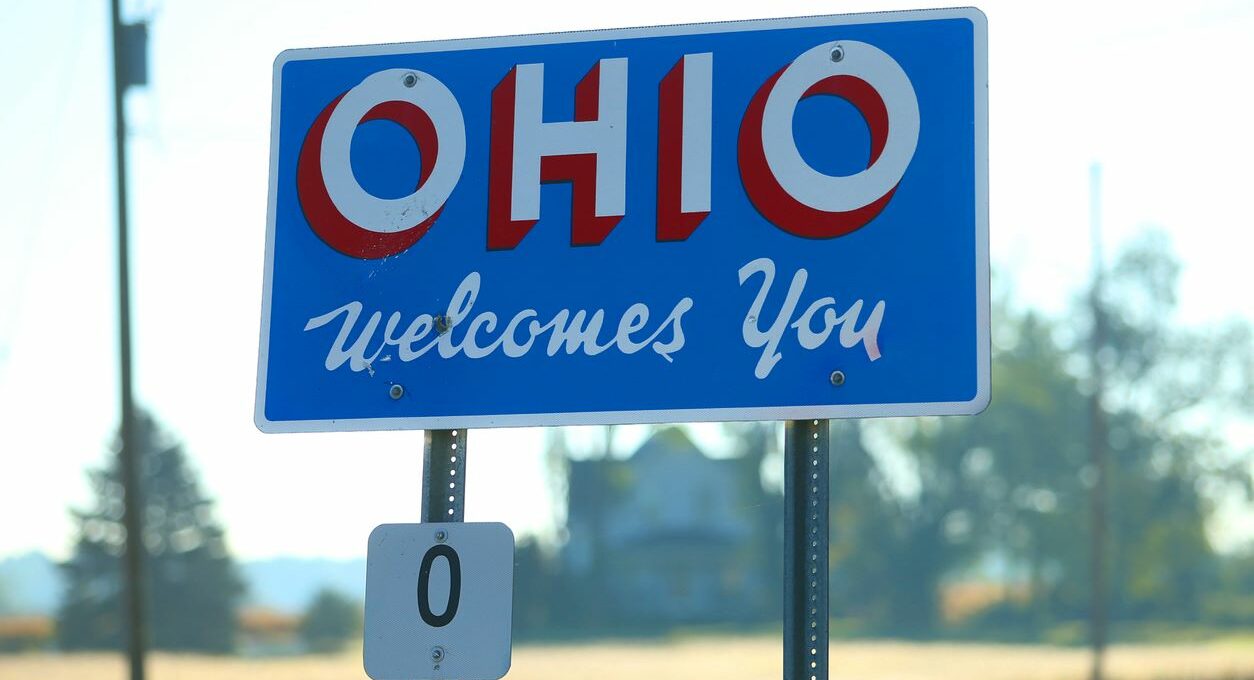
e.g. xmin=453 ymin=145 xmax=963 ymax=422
xmin=255 ymin=8 xmax=989 ymax=432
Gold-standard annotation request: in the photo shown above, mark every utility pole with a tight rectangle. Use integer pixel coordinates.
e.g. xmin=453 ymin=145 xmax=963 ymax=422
xmin=109 ymin=2 xmax=148 ymax=679
xmin=1087 ymin=162 xmax=1109 ymax=680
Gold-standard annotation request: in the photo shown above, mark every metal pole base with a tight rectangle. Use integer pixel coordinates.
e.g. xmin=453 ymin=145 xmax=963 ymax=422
xmin=784 ymin=419 xmax=829 ymax=680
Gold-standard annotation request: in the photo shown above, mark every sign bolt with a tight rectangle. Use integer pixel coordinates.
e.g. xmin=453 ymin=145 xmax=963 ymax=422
xmin=434 ymin=315 xmax=453 ymax=335
xmin=829 ymin=370 xmax=846 ymax=387
xmin=403 ymin=72 xmax=419 ymax=88
xmin=431 ymin=646 xmax=445 ymax=663
xmin=389 ymin=384 xmax=405 ymax=400
xmin=830 ymin=44 xmax=845 ymax=62
xmin=435 ymin=529 xmax=447 ymax=543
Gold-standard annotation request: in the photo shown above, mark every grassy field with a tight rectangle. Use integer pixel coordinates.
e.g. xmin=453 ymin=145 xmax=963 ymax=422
xmin=3 ymin=636 xmax=1253 ymax=680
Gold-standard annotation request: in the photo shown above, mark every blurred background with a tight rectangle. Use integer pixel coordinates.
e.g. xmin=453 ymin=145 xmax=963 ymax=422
xmin=1 ymin=1 xmax=1252 ymax=679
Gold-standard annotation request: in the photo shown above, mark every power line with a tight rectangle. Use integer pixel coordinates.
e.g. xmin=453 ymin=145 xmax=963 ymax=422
xmin=1087 ymin=162 xmax=1109 ymax=680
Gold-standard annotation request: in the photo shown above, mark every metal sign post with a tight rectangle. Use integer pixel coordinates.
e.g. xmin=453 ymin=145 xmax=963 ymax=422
xmin=785 ymin=419 xmax=829 ymax=680
xmin=422 ymin=429 xmax=468 ymax=522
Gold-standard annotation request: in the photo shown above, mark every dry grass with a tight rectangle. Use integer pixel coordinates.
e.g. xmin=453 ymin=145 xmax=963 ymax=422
xmin=2 ymin=636 xmax=1252 ymax=680
xmin=939 ymin=581 xmax=1032 ymax=623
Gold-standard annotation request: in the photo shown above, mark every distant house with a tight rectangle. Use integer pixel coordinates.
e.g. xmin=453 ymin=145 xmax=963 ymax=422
xmin=236 ymin=607 xmax=302 ymax=657
xmin=562 ymin=427 xmax=779 ymax=625
xmin=0 ymin=616 xmax=53 ymax=653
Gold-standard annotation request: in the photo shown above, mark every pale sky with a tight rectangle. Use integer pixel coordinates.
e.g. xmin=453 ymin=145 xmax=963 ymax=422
xmin=1 ymin=0 xmax=1252 ymax=561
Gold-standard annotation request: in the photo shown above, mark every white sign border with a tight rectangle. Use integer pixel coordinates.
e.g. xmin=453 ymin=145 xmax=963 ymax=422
xmin=255 ymin=7 xmax=990 ymax=434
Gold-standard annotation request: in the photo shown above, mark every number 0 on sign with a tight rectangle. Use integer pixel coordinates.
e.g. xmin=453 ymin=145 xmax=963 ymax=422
xmin=364 ymin=523 xmax=515 ymax=680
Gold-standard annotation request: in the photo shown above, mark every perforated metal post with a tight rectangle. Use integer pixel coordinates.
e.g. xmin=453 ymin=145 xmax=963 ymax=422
xmin=784 ymin=419 xmax=829 ymax=680
xmin=422 ymin=429 xmax=467 ymax=522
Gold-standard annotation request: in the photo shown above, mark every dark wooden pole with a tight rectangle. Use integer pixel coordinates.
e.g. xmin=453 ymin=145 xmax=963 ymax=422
xmin=109 ymin=1 xmax=147 ymax=678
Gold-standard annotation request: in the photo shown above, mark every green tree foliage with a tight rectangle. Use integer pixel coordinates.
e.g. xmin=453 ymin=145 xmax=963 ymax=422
xmin=1204 ymin=547 xmax=1254 ymax=625
xmin=894 ymin=306 xmax=1094 ymax=630
xmin=1082 ymin=232 xmax=1248 ymax=622
xmin=828 ymin=233 xmax=1252 ymax=634
xmin=56 ymin=411 xmax=244 ymax=652
xmin=724 ymin=421 xmax=785 ymax=619
xmin=828 ymin=417 xmax=990 ymax=635
xmin=299 ymin=588 xmax=362 ymax=653
xmin=822 ymin=302 xmax=1094 ymax=634
xmin=513 ymin=537 xmax=562 ymax=634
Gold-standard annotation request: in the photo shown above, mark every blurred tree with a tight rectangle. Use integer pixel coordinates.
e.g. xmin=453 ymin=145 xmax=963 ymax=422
xmin=825 ymin=420 xmax=899 ymax=631
xmin=511 ymin=432 xmax=572 ymax=636
xmin=892 ymin=232 xmax=1253 ymax=631
xmin=513 ymin=537 xmax=563 ymax=635
xmin=725 ymin=421 xmax=785 ymax=621
xmin=299 ymin=588 xmax=361 ymax=653
xmin=56 ymin=410 xmax=244 ymax=652
xmin=1098 ymin=232 xmax=1254 ymax=424
xmin=900 ymin=306 xmax=1092 ymax=631
xmin=1204 ymin=546 xmax=1254 ymax=626
xmin=848 ymin=415 xmax=999 ymax=634
xmin=1088 ymin=232 xmax=1252 ymax=622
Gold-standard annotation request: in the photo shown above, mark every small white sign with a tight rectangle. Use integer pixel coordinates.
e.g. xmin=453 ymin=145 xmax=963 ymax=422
xmin=364 ymin=523 xmax=514 ymax=680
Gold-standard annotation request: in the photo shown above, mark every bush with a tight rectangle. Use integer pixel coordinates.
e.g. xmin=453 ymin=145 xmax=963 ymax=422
xmin=299 ymin=589 xmax=361 ymax=653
